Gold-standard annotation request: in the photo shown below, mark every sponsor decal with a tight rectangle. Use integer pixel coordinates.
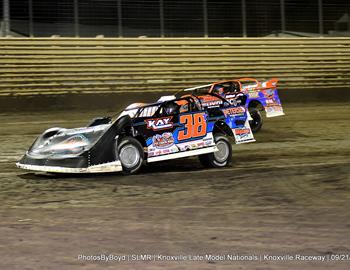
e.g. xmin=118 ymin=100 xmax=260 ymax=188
xmin=148 ymin=148 xmax=177 ymax=157
xmin=266 ymin=98 xmax=278 ymax=104
xmin=234 ymin=128 xmax=251 ymax=139
xmin=202 ymin=100 xmax=222 ymax=108
xmin=152 ymin=132 xmax=175 ymax=149
xmin=178 ymin=140 xmax=207 ymax=151
xmin=180 ymin=142 xmax=205 ymax=151
xmin=227 ymin=99 xmax=240 ymax=106
xmin=265 ymin=105 xmax=284 ymax=117
xmin=266 ymin=105 xmax=283 ymax=112
xmin=205 ymin=141 xmax=212 ymax=146
xmin=265 ymin=98 xmax=281 ymax=108
xmin=162 ymin=149 xmax=170 ymax=154
xmin=188 ymin=142 xmax=205 ymax=150
xmin=145 ymin=116 xmax=173 ymax=131
xmin=242 ymin=84 xmax=257 ymax=90
xmin=247 ymin=90 xmax=259 ymax=98
xmin=262 ymin=89 xmax=275 ymax=99
xmin=233 ymin=122 xmax=255 ymax=144
xmin=203 ymin=136 xmax=214 ymax=146
xmin=197 ymin=142 xmax=205 ymax=147
xmin=222 ymin=107 xmax=246 ymax=116
xmin=154 ymin=150 xmax=162 ymax=156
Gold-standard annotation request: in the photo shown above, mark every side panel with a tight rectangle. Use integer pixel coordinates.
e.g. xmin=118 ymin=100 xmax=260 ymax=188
xmin=243 ymin=82 xmax=285 ymax=118
xmin=220 ymin=106 xmax=255 ymax=144
xmin=191 ymin=93 xmax=255 ymax=144
xmin=141 ymin=112 xmax=216 ymax=160
xmin=259 ymin=88 xmax=285 ymax=118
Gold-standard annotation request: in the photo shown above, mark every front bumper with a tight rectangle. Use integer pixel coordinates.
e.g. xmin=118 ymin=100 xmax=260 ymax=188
xmin=16 ymin=161 xmax=122 ymax=173
xmin=17 ymin=153 xmax=122 ymax=174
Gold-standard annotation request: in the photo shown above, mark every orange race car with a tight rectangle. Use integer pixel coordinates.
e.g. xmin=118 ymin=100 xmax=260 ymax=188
xmin=179 ymin=78 xmax=285 ymax=132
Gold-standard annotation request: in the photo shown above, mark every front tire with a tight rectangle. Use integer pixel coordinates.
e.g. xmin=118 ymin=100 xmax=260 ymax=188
xmin=116 ymin=137 xmax=144 ymax=174
xmin=249 ymin=107 xmax=263 ymax=133
xmin=199 ymin=133 xmax=232 ymax=168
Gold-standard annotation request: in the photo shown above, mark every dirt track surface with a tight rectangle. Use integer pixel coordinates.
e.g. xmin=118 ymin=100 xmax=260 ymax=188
xmin=0 ymin=102 xmax=350 ymax=269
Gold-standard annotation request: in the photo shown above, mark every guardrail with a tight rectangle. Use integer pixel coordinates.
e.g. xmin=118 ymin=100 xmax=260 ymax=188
xmin=0 ymin=38 xmax=349 ymax=96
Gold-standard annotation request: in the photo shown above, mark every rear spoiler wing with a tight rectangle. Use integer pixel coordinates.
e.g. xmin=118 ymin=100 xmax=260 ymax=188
xmin=238 ymin=77 xmax=279 ymax=90
xmin=183 ymin=78 xmax=278 ymax=94
xmin=184 ymin=84 xmax=213 ymax=92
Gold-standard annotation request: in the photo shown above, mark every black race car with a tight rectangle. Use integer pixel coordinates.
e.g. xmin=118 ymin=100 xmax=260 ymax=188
xmin=17 ymin=94 xmax=255 ymax=174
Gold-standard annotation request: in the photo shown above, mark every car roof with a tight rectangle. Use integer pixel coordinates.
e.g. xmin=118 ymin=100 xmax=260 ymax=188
xmin=123 ymin=96 xmax=198 ymax=112
xmin=183 ymin=79 xmax=243 ymax=93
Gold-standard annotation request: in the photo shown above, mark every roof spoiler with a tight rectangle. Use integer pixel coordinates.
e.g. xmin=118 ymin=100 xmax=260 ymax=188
xmin=184 ymin=83 xmax=213 ymax=92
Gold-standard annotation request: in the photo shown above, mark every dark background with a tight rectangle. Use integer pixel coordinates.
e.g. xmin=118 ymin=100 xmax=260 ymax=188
xmin=2 ymin=0 xmax=350 ymax=37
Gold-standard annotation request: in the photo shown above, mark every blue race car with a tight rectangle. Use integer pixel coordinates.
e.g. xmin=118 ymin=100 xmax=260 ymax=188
xmin=183 ymin=77 xmax=285 ymax=132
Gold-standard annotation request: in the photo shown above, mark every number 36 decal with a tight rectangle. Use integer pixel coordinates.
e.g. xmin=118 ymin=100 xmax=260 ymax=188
xmin=178 ymin=113 xmax=207 ymax=141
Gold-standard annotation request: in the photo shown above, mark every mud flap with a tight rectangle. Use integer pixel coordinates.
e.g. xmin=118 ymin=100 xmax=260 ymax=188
xmin=263 ymin=88 xmax=285 ymax=118
xmin=233 ymin=119 xmax=256 ymax=144
xmin=265 ymin=104 xmax=285 ymax=118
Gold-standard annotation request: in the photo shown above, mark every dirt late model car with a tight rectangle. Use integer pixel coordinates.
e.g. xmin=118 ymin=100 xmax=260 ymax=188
xmin=16 ymin=93 xmax=256 ymax=175
xmin=182 ymin=78 xmax=285 ymax=132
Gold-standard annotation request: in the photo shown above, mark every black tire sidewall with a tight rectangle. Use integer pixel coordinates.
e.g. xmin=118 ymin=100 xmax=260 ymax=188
xmin=116 ymin=137 xmax=144 ymax=174
xmin=249 ymin=107 xmax=263 ymax=133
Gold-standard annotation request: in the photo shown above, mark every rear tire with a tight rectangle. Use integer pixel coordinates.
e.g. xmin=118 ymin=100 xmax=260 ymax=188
xmin=199 ymin=133 xmax=232 ymax=168
xmin=116 ymin=137 xmax=144 ymax=174
xmin=249 ymin=107 xmax=263 ymax=133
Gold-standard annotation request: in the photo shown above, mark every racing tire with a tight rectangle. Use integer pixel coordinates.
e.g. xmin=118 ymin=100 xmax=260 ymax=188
xmin=249 ymin=107 xmax=263 ymax=133
xmin=199 ymin=133 xmax=232 ymax=168
xmin=116 ymin=137 xmax=144 ymax=175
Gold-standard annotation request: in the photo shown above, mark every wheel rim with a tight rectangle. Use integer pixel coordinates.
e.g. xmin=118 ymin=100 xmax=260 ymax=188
xmin=119 ymin=144 xmax=140 ymax=168
xmin=214 ymin=140 xmax=229 ymax=162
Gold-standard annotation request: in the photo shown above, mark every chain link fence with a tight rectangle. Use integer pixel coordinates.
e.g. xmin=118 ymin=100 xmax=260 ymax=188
xmin=1 ymin=0 xmax=350 ymax=37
